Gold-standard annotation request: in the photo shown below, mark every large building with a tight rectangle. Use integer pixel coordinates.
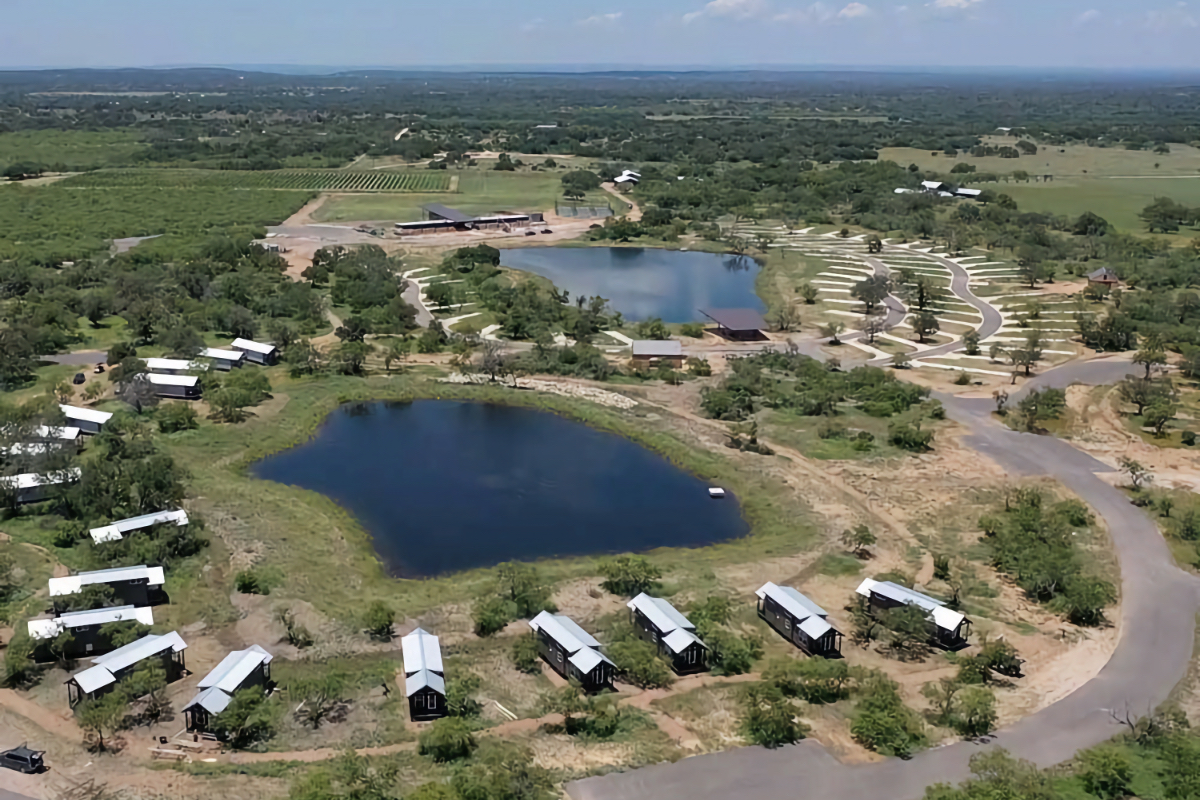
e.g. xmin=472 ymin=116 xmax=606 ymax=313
xmin=395 ymin=204 xmax=543 ymax=236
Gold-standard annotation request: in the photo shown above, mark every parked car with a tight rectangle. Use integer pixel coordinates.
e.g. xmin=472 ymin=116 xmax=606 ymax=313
xmin=73 ymin=372 xmax=86 ymax=385
xmin=93 ymin=364 xmax=106 ymax=374
xmin=525 ymin=230 xmax=536 ymax=236
xmin=0 ymin=744 xmax=45 ymax=774
xmin=541 ymin=229 xmax=553 ymax=234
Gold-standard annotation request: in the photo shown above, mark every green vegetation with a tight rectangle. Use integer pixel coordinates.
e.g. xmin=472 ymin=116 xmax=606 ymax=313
xmin=62 ymin=169 xmax=452 ymax=192
xmin=0 ymin=130 xmax=148 ymax=172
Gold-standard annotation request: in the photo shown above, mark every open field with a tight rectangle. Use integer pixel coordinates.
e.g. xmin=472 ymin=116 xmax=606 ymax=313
xmin=0 ymin=129 xmax=147 ymax=172
xmin=61 ymin=169 xmax=453 ymax=193
xmin=879 ymin=139 xmax=1200 ymax=179
xmin=1002 ymin=178 xmax=1200 ymax=234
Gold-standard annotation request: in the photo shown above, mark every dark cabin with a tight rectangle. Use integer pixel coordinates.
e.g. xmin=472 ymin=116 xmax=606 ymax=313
xmin=183 ymin=644 xmax=273 ymax=733
xmin=756 ymin=582 xmax=843 ymax=657
xmin=1088 ymin=267 xmax=1121 ymax=287
xmin=231 ymin=338 xmax=279 ymax=366
xmin=29 ymin=605 xmax=156 ymax=661
xmin=49 ymin=565 xmax=167 ymax=614
xmin=856 ymin=578 xmax=971 ymax=649
xmin=67 ymin=632 xmax=187 ymax=708
xmin=147 ymin=374 xmax=201 ymax=400
xmin=627 ymin=593 xmax=708 ymax=674
xmin=402 ymin=628 xmax=447 ymax=721
xmin=529 ymin=612 xmax=614 ymax=693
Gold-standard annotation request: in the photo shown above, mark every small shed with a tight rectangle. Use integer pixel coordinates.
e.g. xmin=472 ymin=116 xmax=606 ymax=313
xmin=755 ymin=582 xmax=842 ymax=657
xmin=59 ymin=404 xmax=113 ymax=435
xmin=146 ymin=374 xmax=201 ymax=400
xmin=66 ymin=631 xmax=187 ymax=708
xmin=631 ymin=339 xmax=684 ymax=367
xmin=49 ymin=565 xmax=167 ymax=611
xmin=90 ymin=509 xmax=189 ymax=545
xmin=1088 ymin=267 xmax=1121 ymax=287
xmin=955 ymin=187 xmax=983 ymax=199
xmin=231 ymin=338 xmax=279 ymax=366
xmin=201 ymin=348 xmax=245 ymax=371
xmin=856 ymin=578 xmax=970 ymax=648
xmin=699 ymin=308 xmax=769 ymax=342
xmin=401 ymin=628 xmax=446 ymax=720
xmin=528 ymin=612 xmax=614 ymax=692
xmin=28 ymin=605 xmax=155 ymax=659
xmin=183 ymin=644 xmax=274 ymax=733
xmin=626 ymin=593 xmax=708 ymax=674
xmin=1 ymin=469 xmax=81 ymax=504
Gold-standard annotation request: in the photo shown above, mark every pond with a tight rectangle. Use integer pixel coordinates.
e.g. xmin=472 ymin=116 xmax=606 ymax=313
xmin=499 ymin=247 xmax=764 ymax=323
xmin=252 ymin=400 xmax=749 ymax=578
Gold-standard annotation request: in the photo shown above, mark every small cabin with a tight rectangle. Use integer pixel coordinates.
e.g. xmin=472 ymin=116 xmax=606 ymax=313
xmin=67 ymin=632 xmax=187 ymax=708
xmin=145 ymin=357 xmax=201 ymax=376
xmin=59 ymin=404 xmax=113 ymax=435
xmin=29 ymin=605 xmax=155 ymax=660
xmin=1 ymin=469 xmax=81 ymax=504
xmin=856 ymin=578 xmax=971 ymax=649
xmin=183 ymin=644 xmax=273 ymax=733
xmin=756 ymin=582 xmax=842 ymax=657
xmin=401 ymin=627 xmax=446 ymax=721
xmin=146 ymin=374 xmax=201 ymax=400
xmin=626 ymin=593 xmax=708 ymax=674
xmin=202 ymin=348 xmax=245 ymax=371
xmin=631 ymin=340 xmax=684 ymax=369
xmin=49 ymin=565 xmax=167 ymax=612
xmin=90 ymin=509 xmax=189 ymax=545
xmin=528 ymin=612 xmax=614 ymax=693
xmin=231 ymin=338 xmax=279 ymax=366
xmin=32 ymin=425 xmax=83 ymax=451
xmin=1088 ymin=267 xmax=1121 ymax=287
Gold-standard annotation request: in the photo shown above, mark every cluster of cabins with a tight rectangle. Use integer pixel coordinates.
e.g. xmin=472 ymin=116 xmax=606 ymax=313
xmin=138 ymin=338 xmax=279 ymax=401
xmin=894 ymin=181 xmax=983 ymax=199
xmin=0 ymin=411 xmax=99 ymax=504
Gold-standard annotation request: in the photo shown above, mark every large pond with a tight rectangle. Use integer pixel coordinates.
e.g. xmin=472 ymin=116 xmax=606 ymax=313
xmin=499 ymin=247 xmax=764 ymax=323
xmin=252 ymin=401 xmax=748 ymax=577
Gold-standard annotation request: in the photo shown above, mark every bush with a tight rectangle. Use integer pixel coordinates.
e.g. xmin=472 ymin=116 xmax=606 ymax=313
xmin=850 ymin=677 xmax=928 ymax=758
xmin=1184 ymin=430 xmax=1197 ymax=446
xmin=362 ymin=601 xmax=395 ymax=640
xmin=706 ymin=629 xmax=763 ymax=676
xmin=889 ymin=423 xmax=934 ymax=451
xmin=680 ymin=322 xmax=706 ymax=338
xmin=740 ymin=684 xmax=808 ymax=748
xmin=608 ymin=638 xmax=674 ymax=689
xmin=235 ymin=570 xmax=266 ymax=595
xmin=472 ymin=596 xmax=516 ymax=637
xmin=157 ymin=402 xmax=199 ymax=433
xmin=511 ymin=633 xmax=542 ymax=674
xmin=419 ymin=717 xmax=477 ymax=762
xmin=597 ymin=554 xmax=661 ymax=596
xmin=954 ymin=371 xmax=972 ymax=386
xmin=210 ymin=688 xmax=278 ymax=748
xmin=763 ymin=656 xmax=858 ymax=704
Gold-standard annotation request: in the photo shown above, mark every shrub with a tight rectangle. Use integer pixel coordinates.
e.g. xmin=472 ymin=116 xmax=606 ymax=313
xmin=608 ymin=638 xmax=674 ymax=689
xmin=763 ymin=656 xmax=858 ymax=704
xmin=933 ymin=555 xmax=951 ymax=581
xmin=850 ymin=677 xmax=927 ymax=758
xmin=1077 ymin=744 xmax=1133 ymax=800
xmin=157 ymin=402 xmax=199 ymax=433
xmin=210 ymin=688 xmax=278 ymax=748
xmin=680 ymin=322 xmax=706 ymax=338
xmin=889 ymin=423 xmax=934 ymax=451
xmin=511 ymin=633 xmax=542 ymax=674
xmin=419 ymin=717 xmax=477 ymax=762
xmin=740 ymin=684 xmax=808 ymax=748
xmin=473 ymin=596 xmax=516 ymax=637
xmin=598 ymin=554 xmax=661 ymax=597
xmin=234 ymin=570 xmax=265 ymax=595
xmin=706 ymin=629 xmax=763 ymax=676
xmin=362 ymin=601 xmax=395 ymax=640
xmin=1183 ymin=430 xmax=1197 ymax=446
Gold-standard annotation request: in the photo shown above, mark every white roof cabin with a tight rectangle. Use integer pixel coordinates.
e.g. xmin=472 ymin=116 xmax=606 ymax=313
xmin=921 ymin=181 xmax=945 ymax=191
xmin=146 ymin=373 xmax=199 ymax=388
xmin=145 ymin=358 xmax=201 ymax=373
xmin=856 ymin=578 xmax=966 ymax=633
xmin=955 ymin=188 xmax=983 ymax=198
xmin=183 ymin=644 xmax=273 ymax=716
xmin=48 ymin=565 xmax=166 ymax=598
xmin=894 ymin=188 xmax=915 ymax=194
xmin=627 ymin=593 xmax=706 ymax=654
xmin=28 ymin=605 xmax=155 ymax=640
xmin=1 ymin=469 xmax=81 ymax=491
xmin=89 ymin=509 xmax=189 ymax=544
xmin=529 ymin=611 xmax=614 ymax=674
xmin=231 ymin=338 xmax=276 ymax=356
xmin=60 ymin=404 xmax=113 ymax=427
xmin=202 ymin=348 xmax=245 ymax=363
xmin=70 ymin=632 xmax=187 ymax=695
xmin=756 ymin=582 xmax=834 ymax=639
xmin=34 ymin=425 xmax=82 ymax=443
xmin=401 ymin=627 xmax=445 ymax=697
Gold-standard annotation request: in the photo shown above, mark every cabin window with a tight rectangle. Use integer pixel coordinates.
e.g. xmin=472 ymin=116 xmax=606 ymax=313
xmin=684 ymin=647 xmax=697 ymax=665
xmin=783 ymin=615 xmax=791 ymax=631
xmin=415 ymin=694 xmax=425 ymax=709
xmin=555 ymin=647 xmax=563 ymax=663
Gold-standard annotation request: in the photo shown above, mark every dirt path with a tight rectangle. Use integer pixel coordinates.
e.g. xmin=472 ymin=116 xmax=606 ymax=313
xmin=0 ymin=689 xmax=82 ymax=741
xmin=601 ymin=183 xmax=641 ymax=221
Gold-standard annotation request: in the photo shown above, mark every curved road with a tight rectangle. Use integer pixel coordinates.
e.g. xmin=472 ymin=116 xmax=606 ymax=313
xmin=568 ymin=357 xmax=1200 ymax=800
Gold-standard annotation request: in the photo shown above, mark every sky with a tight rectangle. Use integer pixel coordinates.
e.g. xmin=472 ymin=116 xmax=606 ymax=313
xmin=1 ymin=0 xmax=1198 ymax=71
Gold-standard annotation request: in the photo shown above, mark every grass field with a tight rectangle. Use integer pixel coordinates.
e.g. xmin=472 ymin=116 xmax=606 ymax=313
xmin=1002 ymin=178 xmax=1200 ymax=234
xmin=0 ymin=130 xmax=147 ymax=172
xmin=312 ymin=170 xmax=610 ymax=222
xmin=61 ymin=169 xmax=453 ymax=193
xmin=879 ymin=138 xmax=1200 ymax=179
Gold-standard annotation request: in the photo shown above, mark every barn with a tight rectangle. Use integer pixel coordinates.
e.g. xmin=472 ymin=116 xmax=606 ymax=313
xmin=627 ymin=593 xmax=708 ymax=674
xmin=183 ymin=645 xmax=274 ymax=733
xmin=49 ymin=565 xmax=167 ymax=612
xmin=231 ymin=338 xmax=279 ymax=366
xmin=401 ymin=628 xmax=447 ymax=721
xmin=529 ymin=612 xmax=614 ymax=692
xmin=67 ymin=632 xmax=187 ymax=708
xmin=856 ymin=578 xmax=971 ymax=648
xmin=202 ymin=348 xmax=246 ymax=371
xmin=145 ymin=358 xmax=201 ymax=375
xmin=756 ymin=582 xmax=842 ymax=657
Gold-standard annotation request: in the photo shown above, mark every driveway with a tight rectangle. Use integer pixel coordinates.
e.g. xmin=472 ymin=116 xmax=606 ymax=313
xmin=568 ymin=358 xmax=1200 ymax=800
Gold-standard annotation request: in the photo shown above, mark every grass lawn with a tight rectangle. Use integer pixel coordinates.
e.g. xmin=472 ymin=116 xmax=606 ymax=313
xmin=879 ymin=139 xmax=1200 ymax=179
xmin=761 ymin=407 xmax=917 ymax=461
xmin=312 ymin=170 xmax=611 ymax=223
xmin=1002 ymin=178 xmax=1200 ymax=236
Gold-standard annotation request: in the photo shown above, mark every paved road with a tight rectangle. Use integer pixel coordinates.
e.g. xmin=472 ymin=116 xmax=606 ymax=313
xmin=39 ymin=351 xmax=105 ymax=366
xmin=568 ymin=357 xmax=1200 ymax=800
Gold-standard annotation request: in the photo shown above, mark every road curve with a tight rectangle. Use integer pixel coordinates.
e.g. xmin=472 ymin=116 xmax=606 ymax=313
xmin=568 ymin=360 xmax=1200 ymax=800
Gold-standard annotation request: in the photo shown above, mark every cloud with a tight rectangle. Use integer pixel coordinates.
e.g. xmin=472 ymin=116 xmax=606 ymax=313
xmin=838 ymin=2 xmax=871 ymax=18
xmin=1072 ymin=8 xmax=1100 ymax=26
xmin=683 ymin=0 xmax=870 ymax=23
xmin=683 ymin=0 xmax=772 ymax=23
xmin=927 ymin=0 xmax=982 ymax=8
xmin=578 ymin=11 xmax=624 ymax=25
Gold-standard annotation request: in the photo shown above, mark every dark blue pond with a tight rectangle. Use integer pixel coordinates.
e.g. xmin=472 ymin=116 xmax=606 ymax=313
xmin=499 ymin=247 xmax=764 ymax=323
xmin=252 ymin=401 xmax=748 ymax=577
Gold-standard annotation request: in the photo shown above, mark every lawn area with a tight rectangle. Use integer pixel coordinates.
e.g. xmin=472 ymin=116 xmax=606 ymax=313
xmin=312 ymin=169 xmax=611 ymax=223
xmin=879 ymin=139 xmax=1200 ymax=179
xmin=762 ymin=406 xmax=924 ymax=460
xmin=1001 ymin=178 xmax=1200 ymax=235
xmin=0 ymin=129 xmax=147 ymax=172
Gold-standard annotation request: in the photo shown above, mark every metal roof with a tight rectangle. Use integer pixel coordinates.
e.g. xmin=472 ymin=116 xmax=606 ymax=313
xmin=631 ymin=340 xmax=683 ymax=357
xmin=1088 ymin=267 xmax=1120 ymax=280
xmin=569 ymin=647 xmax=614 ymax=674
xmin=70 ymin=664 xmax=118 ymax=695
xmin=231 ymin=338 xmax=277 ymax=355
xmin=197 ymin=644 xmax=272 ymax=694
xmin=856 ymin=579 xmax=966 ymax=632
xmin=627 ymin=593 xmax=695 ymax=636
xmin=756 ymin=582 xmax=828 ymax=622
xmin=799 ymin=615 xmax=833 ymax=640
xmin=34 ymin=425 xmax=81 ymax=441
xmin=699 ymin=308 xmax=768 ymax=332
xmin=922 ymin=180 xmax=945 ymax=190
xmin=1 ymin=469 xmax=81 ymax=491
xmin=955 ymin=188 xmax=983 ymax=197
xmin=90 ymin=631 xmax=186 ymax=674
xmin=60 ymin=404 xmax=113 ymax=425
xmin=145 ymin=358 xmax=197 ymax=372
xmin=422 ymin=204 xmax=476 ymax=223
xmin=202 ymin=348 xmax=245 ymax=361
xmin=529 ymin=612 xmax=601 ymax=654
xmin=662 ymin=628 xmax=707 ymax=654
xmin=405 ymin=668 xmax=446 ymax=697
xmin=147 ymin=373 xmax=199 ymax=387
xmin=183 ymin=685 xmax=233 ymax=716
xmin=28 ymin=605 xmax=154 ymax=640
xmin=49 ymin=565 xmax=165 ymax=597
xmin=90 ymin=509 xmax=188 ymax=544
xmin=401 ymin=628 xmax=444 ymax=676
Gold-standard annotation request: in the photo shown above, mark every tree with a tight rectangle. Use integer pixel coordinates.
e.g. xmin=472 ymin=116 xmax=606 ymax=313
xmin=861 ymin=313 xmax=886 ymax=345
xmin=821 ymin=321 xmax=846 ymax=345
xmin=1012 ymin=388 xmax=1066 ymax=432
xmin=851 ymin=676 xmax=928 ymax=758
xmin=1016 ymin=260 xmax=1051 ymax=290
xmin=211 ymin=688 xmax=277 ymax=748
xmin=798 ymin=283 xmax=820 ymax=304
xmin=740 ymin=684 xmax=807 ymax=748
xmin=496 ymin=562 xmax=556 ymax=617
xmin=920 ymin=678 xmax=963 ymax=726
xmin=156 ymin=402 xmax=198 ymax=433
xmin=1134 ymin=342 xmax=1167 ymax=378
xmin=1077 ymin=744 xmax=1133 ymax=800
xmin=598 ymin=554 xmax=661 ymax=596
xmin=208 ymin=387 xmax=252 ymax=423
xmin=954 ymin=686 xmax=997 ymax=738
xmin=419 ymin=717 xmax=477 ymax=762
xmin=511 ymin=633 xmax=542 ymax=674
xmin=880 ymin=604 xmax=931 ymax=660
xmin=1144 ymin=399 xmax=1178 ymax=437
xmin=763 ymin=656 xmax=857 ymax=704
xmin=362 ymin=601 xmax=395 ymax=640
xmin=962 ymin=330 xmax=980 ymax=356
xmin=77 ymin=692 xmax=127 ymax=751
xmin=1118 ymin=377 xmax=1174 ymax=416
xmin=913 ymin=311 xmax=940 ymax=343
xmin=335 ymin=316 xmax=371 ymax=342
xmin=852 ymin=275 xmax=890 ymax=313
xmin=608 ymin=638 xmax=674 ymax=689
xmin=840 ymin=524 xmax=876 ymax=558
xmin=331 ymin=341 xmax=373 ymax=375
xmin=542 ymin=683 xmax=590 ymax=735
xmin=478 ymin=339 xmax=514 ymax=383
xmin=771 ymin=303 xmax=799 ymax=333
xmin=866 ymin=235 xmax=883 ymax=254
xmin=1119 ymin=456 xmax=1152 ymax=490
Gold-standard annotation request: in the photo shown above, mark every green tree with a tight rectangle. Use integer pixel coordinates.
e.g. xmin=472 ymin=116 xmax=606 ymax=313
xmin=511 ymin=633 xmax=542 ymax=674
xmin=211 ymin=688 xmax=278 ymax=748
xmin=362 ymin=601 xmax=395 ymax=640
xmin=954 ymin=686 xmax=997 ymax=738
xmin=840 ymin=524 xmax=876 ymax=558
xmin=740 ymin=684 xmax=807 ymax=748
xmin=383 ymin=337 xmax=410 ymax=373
xmin=496 ymin=562 xmax=556 ymax=618
xmin=1145 ymin=399 xmax=1178 ymax=437
xmin=1012 ymin=388 xmax=1066 ymax=432
xmin=77 ymin=691 xmax=128 ymax=751
xmin=850 ymin=676 xmax=928 ymax=758
xmin=446 ymin=672 xmax=483 ymax=718
xmin=913 ymin=311 xmax=940 ymax=343
xmin=962 ymin=330 xmax=981 ymax=356
xmin=419 ymin=717 xmax=477 ymax=762
xmin=1077 ymin=744 xmax=1133 ymax=800
xmin=608 ymin=638 xmax=674 ymax=689
xmin=3 ymin=629 xmax=37 ymax=686
xmin=851 ymin=275 xmax=890 ymax=313
xmin=879 ymin=604 xmax=931 ymax=659
xmin=542 ymin=683 xmax=590 ymax=735
xmin=598 ymin=554 xmax=662 ymax=596
xmin=821 ymin=321 xmax=846 ymax=345
xmin=798 ymin=283 xmax=820 ymax=304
